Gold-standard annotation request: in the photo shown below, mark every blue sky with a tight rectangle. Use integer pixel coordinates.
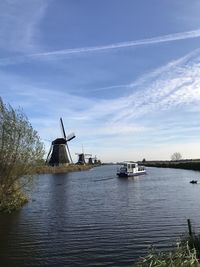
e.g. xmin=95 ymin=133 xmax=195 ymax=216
xmin=1 ymin=0 xmax=200 ymax=162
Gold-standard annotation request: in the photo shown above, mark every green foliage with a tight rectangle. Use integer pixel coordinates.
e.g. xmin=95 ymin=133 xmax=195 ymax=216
xmin=144 ymin=161 xmax=200 ymax=171
xmin=0 ymin=185 xmax=28 ymax=213
xmin=134 ymin=243 xmax=200 ymax=267
xmin=183 ymin=233 xmax=200 ymax=260
xmin=0 ymin=97 xmax=44 ymax=212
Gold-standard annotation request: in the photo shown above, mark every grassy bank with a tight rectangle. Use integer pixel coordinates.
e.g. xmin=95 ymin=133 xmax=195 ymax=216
xmin=143 ymin=160 xmax=200 ymax=171
xmin=134 ymin=220 xmax=200 ymax=267
xmin=133 ymin=243 xmax=200 ymax=267
xmin=35 ymin=164 xmax=96 ymax=174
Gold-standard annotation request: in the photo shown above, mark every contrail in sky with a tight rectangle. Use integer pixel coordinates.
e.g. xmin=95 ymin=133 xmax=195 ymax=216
xmin=1 ymin=28 xmax=200 ymax=65
xmin=32 ymin=28 xmax=200 ymax=57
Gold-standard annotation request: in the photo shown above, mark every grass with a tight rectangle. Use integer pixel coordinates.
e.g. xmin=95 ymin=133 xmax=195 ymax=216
xmin=134 ymin=223 xmax=200 ymax=267
xmin=35 ymin=164 xmax=94 ymax=174
xmin=185 ymin=233 xmax=200 ymax=260
xmin=133 ymin=243 xmax=200 ymax=267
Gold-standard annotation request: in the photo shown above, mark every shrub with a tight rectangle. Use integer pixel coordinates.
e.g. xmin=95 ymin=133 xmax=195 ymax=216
xmin=134 ymin=243 xmax=200 ymax=267
xmin=0 ymin=98 xmax=44 ymax=212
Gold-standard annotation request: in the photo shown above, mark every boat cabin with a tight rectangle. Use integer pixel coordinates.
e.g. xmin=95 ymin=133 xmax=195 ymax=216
xmin=123 ymin=162 xmax=144 ymax=173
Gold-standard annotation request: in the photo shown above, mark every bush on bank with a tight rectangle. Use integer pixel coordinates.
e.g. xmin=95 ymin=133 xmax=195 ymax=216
xmin=144 ymin=161 xmax=200 ymax=171
xmin=134 ymin=227 xmax=200 ymax=267
xmin=0 ymin=98 xmax=44 ymax=213
xmin=133 ymin=243 xmax=200 ymax=267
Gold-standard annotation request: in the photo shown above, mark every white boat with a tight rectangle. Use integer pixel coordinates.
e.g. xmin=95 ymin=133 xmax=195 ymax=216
xmin=117 ymin=161 xmax=146 ymax=177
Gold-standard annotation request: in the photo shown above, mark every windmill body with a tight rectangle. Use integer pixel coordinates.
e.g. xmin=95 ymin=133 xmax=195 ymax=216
xmin=88 ymin=157 xmax=93 ymax=165
xmin=76 ymin=153 xmax=85 ymax=165
xmin=46 ymin=119 xmax=75 ymax=166
xmin=48 ymin=138 xmax=69 ymax=166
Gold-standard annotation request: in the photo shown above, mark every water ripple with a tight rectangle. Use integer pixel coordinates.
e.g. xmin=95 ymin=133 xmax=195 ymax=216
xmin=1 ymin=165 xmax=200 ymax=266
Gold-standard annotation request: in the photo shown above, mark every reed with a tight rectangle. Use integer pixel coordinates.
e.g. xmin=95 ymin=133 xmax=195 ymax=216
xmin=133 ymin=243 xmax=200 ymax=267
xmin=35 ymin=164 xmax=93 ymax=174
xmin=134 ymin=220 xmax=200 ymax=267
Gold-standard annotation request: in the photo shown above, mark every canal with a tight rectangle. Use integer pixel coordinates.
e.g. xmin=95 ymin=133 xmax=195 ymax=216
xmin=1 ymin=165 xmax=200 ymax=266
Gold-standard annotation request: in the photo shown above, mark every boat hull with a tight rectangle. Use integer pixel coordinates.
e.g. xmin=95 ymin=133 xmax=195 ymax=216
xmin=117 ymin=171 xmax=146 ymax=177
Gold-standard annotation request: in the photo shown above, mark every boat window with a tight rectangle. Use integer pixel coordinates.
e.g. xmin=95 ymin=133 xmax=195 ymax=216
xmin=131 ymin=164 xmax=135 ymax=168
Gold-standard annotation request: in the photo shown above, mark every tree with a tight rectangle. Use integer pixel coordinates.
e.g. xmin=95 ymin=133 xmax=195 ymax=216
xmin=0 ymin=98 xmax=44 ymax=212
xmin=171 ymin=152 xmax=182 ymax=161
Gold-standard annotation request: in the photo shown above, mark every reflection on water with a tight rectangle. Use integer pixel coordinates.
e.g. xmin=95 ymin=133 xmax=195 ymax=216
xmin=1 ymin=166 xmax=200 ymax=266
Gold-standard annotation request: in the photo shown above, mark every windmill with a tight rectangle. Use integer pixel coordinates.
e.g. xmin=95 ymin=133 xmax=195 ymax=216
xmin=88 ymin=157 xmax=93 ymax=165
xmin=75 ymin=147 xmax=92 ymax=165
xmin=46 ymin=118 xmax=75 ymax=166
xmin=75 ymin=153 xmax=92 ymax=165
xmin=94 ymin=155 xmax=98 ymax=164
xmin=88 ymin=155 xmax=98 ymax=165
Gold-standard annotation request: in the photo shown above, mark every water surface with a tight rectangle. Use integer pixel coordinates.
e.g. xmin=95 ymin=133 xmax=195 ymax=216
xmin=1 ymin=165 xmax=200 ymax=266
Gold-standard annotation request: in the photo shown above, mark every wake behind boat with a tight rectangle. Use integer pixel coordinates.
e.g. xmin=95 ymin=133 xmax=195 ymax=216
xmin=117 ymin=161 xmax=146 ymax=177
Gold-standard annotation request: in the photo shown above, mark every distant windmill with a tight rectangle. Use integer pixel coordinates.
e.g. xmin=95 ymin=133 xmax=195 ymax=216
xmin=46 ymin=118 xmax=75 ymax=166
xmin=75 ymin=147 xmax=92 ymax=165
xmin=88 ymin=155 xmax=98 ymax=165
xmin=94 ymin=155 xmax=98 ymax=164
xmin=75 ymin=153 xmax=92 ymax=165
xmin=88 ymin=157 xmax=93 ymax=165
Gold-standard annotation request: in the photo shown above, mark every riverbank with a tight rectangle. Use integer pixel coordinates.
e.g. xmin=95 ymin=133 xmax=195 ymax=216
xmin=134 ymin=220 xmax=200 ymax=267
xmin=133 ymin=243 xmax=200 ymax=267
xmin=143 ymin=160 xmax=200 ymax=171
xmin=35 ymin=164 xmax=97 ymax=174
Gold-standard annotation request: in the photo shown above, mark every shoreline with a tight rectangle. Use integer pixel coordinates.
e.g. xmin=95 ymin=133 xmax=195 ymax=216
xmin=35 ymin=164 xmax=98 ymax=174
xmin=143 ymin=160 xmax=200 ymax=172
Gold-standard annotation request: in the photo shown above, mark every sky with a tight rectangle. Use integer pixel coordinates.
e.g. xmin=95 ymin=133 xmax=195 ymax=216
xmin=0 ymin=0 xmax=200 ymax=162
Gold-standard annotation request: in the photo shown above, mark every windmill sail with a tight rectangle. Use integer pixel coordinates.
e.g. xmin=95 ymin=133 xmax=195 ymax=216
xmin=60 ymin=117 xmax=66 ymax=139
xmin=46 ymin=144 xmax=53 ymax=164
xmin=66 ymin=132 xmax=75 ymax=142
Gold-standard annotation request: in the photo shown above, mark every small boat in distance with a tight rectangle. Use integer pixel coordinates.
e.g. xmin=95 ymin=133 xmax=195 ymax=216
xmin=117 ymin=161 xmax=146 ymax=177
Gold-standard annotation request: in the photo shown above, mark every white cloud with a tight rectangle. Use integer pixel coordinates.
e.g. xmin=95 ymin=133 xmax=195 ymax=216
xmin=98 ymin=49 xmax=200 ymax=123
xmin=1 ymin=48 xmax=200 ymax=131
xmin=1 ymin=28 xmax=200 ymax=65
xmin=1 ymin=48 xmax=200 ymax=161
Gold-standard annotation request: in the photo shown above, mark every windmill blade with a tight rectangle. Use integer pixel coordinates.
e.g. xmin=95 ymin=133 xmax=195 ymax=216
xmin=66 ymin=132 xmax=75 ymax=142
xmin=60 ymin=117 xmax=66 ymax=139
xmin=85 ymin=153 xmax=92 ymax=157
xmin=46 ymin=144 xmax=53 ymax=164
xmin=66 ymin=142 xmax=73 ymax=163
